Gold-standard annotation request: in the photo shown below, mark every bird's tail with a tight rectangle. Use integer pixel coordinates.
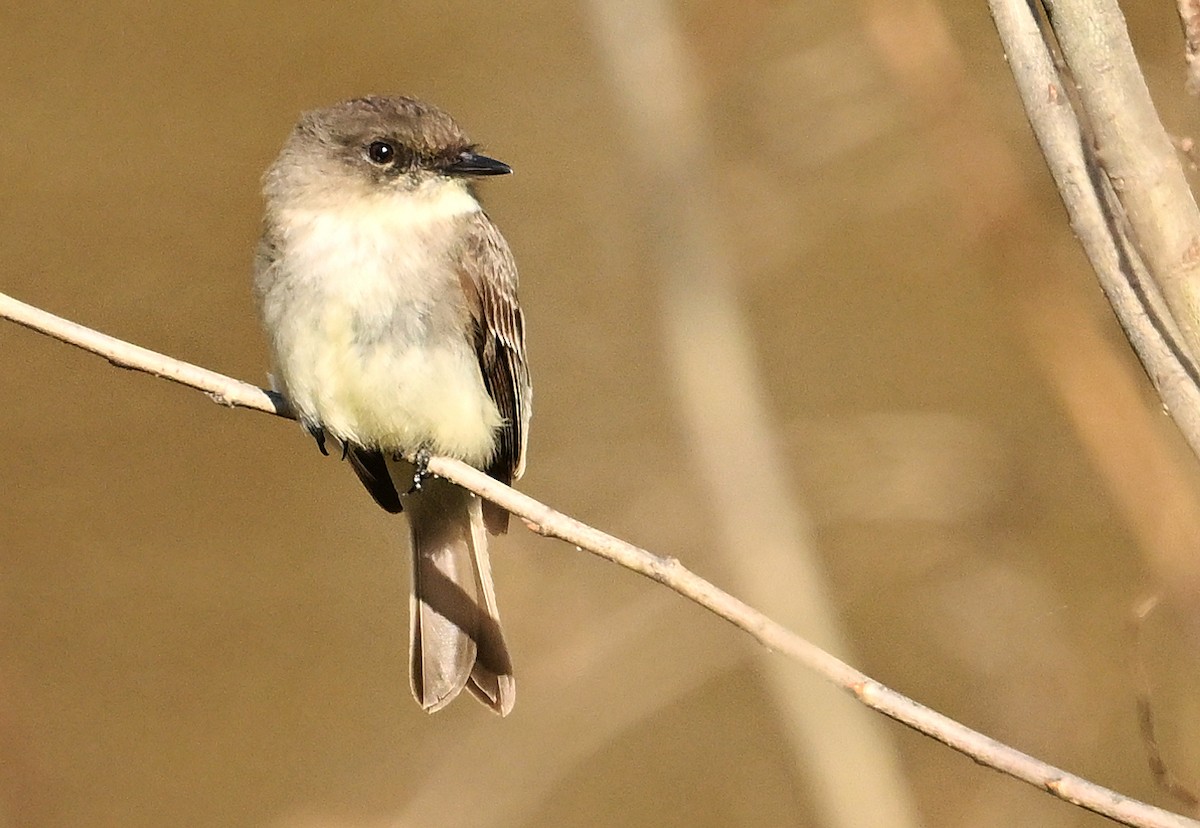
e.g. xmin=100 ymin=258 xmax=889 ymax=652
xmin=405 ymin=476 xmax=514 ymax=715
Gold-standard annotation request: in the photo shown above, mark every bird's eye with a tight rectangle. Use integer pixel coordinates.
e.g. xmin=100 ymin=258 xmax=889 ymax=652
xmin=366 ymin=140 xmax=396 ymax=165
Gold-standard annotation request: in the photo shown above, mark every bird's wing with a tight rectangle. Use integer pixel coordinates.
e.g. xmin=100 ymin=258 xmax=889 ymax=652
xmin=457 ymin=210 xmax=532 ymax=533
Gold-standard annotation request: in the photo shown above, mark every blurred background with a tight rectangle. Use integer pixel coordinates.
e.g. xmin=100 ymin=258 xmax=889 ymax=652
xmin=4 ymin=1 xmax=1200 ymax=826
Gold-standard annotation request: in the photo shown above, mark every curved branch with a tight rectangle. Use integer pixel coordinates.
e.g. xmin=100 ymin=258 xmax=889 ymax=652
xmin=1 ymin=286 xmax=1195 ymax=828
xmin=987 ymin=0 xmax=1200 ymax=465
xmin=1045 ymin=0 xmax=1200 ymax=360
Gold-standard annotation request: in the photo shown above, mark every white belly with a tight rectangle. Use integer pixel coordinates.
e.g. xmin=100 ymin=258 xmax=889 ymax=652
xmin=263 ymin=186 xmax=502 ymax=465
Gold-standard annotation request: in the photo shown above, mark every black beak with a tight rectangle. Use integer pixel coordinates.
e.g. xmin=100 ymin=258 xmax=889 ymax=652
xmin=444 ymin=150 xmax=512 ymax=177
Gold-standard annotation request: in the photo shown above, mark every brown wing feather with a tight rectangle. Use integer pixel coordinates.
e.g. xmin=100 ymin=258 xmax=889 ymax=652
xmin=457 ymin=211 xmax=531 ymax=533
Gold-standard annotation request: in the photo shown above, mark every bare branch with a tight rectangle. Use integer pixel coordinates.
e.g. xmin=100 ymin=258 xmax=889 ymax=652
xmin=1041 ymin=0 xmax=1200 ymax=381
xmin=986 ymin=0 xmax=1200 ymax=465
xmin=0 ymin=289 xmax=288 ymax=417
xmin=2 ymin=287 xmax=1197 ymax=826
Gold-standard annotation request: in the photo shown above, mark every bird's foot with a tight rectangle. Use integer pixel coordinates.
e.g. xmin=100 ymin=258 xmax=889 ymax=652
xmin=407 ymin=447 xmax=432 ymax=493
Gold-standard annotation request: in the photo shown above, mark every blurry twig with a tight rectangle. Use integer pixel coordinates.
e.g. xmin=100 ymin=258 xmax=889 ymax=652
xmin=1132 ymin=595 xmax=1200 ymax=812
xmin=3 ymin=290 xmax=1199 ymax=826
xmin=583 ymin=2 xmax=920 ymax=827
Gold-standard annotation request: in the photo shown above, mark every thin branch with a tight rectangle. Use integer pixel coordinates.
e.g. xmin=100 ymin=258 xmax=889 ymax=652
xmin=0 ymin=289 xmax=289 ymax=417
xmin=1132 ymin=595 xmax=1199 ymax=812
xmin=1 ymin=287 xmax=1196 ymax=828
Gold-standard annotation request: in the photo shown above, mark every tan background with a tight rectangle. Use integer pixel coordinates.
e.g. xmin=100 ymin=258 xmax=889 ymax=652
xmin=3 ymin=2 xmax=1200 ymax=826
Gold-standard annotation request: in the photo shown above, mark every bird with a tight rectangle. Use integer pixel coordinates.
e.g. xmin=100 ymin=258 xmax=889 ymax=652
xmin=254 ymin=95 xmax=530 ymax=715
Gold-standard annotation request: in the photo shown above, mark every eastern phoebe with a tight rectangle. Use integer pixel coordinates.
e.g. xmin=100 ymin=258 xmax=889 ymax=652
xmin=254 ymin=95 xmax=530 ymax=716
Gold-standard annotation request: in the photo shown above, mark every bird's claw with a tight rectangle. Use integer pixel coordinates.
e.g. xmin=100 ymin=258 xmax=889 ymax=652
xmin=306 ymin=423 xmax=329 ymax=456
xmin=407 ymin=447 xmax=432 ymax=494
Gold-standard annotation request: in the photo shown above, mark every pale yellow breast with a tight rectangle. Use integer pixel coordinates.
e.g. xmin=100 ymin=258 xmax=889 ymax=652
xmin=269 ymin=180 xmax=502 ymax=464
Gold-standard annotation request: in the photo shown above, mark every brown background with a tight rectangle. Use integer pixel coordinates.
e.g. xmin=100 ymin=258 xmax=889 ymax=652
xmin=3 ymin=2 xmax=1200 ymax=826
